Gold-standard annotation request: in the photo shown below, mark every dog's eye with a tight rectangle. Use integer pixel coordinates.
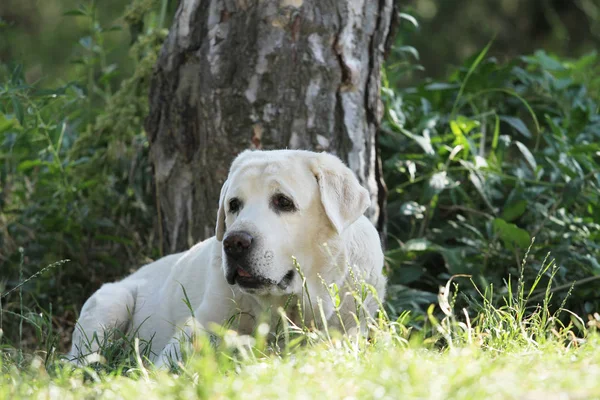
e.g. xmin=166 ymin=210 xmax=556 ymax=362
xmin=272 ymin=194 xmax=296 ymax=212
xmin=229 ymin=198 xmax=241 ymax=213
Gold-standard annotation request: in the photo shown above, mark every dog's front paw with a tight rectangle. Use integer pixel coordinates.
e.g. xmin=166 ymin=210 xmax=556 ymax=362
xmin=154 ymin=339 xmax=184 ymax=370
xmin=154 ymin=320 xmax=201 ymax=370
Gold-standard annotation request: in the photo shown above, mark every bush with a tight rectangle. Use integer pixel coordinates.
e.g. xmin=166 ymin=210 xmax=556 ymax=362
xmin=382 ymin=47 xmax=600 ymax=322
xmin=0 ymin=1 xmax=167 ymax=349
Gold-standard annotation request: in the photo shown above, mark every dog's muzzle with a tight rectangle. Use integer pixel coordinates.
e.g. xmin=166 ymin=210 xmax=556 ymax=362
xmin=223 ymin=231 xmax=295 ymax=291
xmin=225 ymin=263 xmax=295 ymax=291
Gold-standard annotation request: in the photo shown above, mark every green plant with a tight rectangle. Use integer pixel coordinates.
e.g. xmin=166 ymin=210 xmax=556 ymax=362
xmin=0 ymin=0 xmax=169 ymax=350
xmin=382 ymin=47 xmax=600 ymax=323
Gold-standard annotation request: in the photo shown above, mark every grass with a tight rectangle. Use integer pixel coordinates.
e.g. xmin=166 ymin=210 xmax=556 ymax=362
xmin=2 ymin=338 xmax=600 ymax=399
xmin=1 ymin=250 xmax=600 ymax=399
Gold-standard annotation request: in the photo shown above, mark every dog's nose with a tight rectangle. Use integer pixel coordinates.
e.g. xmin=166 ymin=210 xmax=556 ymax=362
xmin=223 ymin=231 xmax=253 ymax=259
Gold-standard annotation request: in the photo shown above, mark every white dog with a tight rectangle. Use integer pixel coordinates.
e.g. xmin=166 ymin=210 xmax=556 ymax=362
xmin=68 ymin=149 xmax=385 ymax=367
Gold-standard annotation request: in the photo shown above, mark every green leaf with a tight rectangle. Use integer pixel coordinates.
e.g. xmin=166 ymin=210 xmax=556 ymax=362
xmin=465 ymin=89 xmax=541 ymax=137
xmin=570 ymin=143 xmax=600 ymax=154
xmin=530 ymin=50 xmax=566 ymax=71
xmin=451 ymin=123 xmax=470 ymax=154
xmin=491 ymin=114 xmax=500 ymax=150
xmin=451 ymin=38 xmax=495 ymax=117
xmin=493 ymin=218 xmax=531 ymax=251
xmin=500 ymin=116 xmax=532 ymax=138
xmin=425 ymin=83 xmax=460 ymax=91
xmin=17 ymin=159 xmax=44 ymax=172
xmin=10 ymin=64 xmax=23 ymax=83
xmin=572 ymin=51 xmax=598 ymax=71
xmin=396 ymin=265 xmax=424 ymax=285
xmin=389 ymin=113 xmax=434 ymax=155
xmin=439 ymin=247 xmax=470 ymax=275
xmin=395 ymin=46 xmax=420 ymax=60
xmin=514 ymin=141 xmax=537 ymax=172
xmin=398 ymin=13 xmax=418 ymax=28
xmin=468 ymin=171 xmax=492 ymax=210
xmin=562 ymin=178 xmax=584 ymax=207
xmin=452 ymin=115 xmax=480 ymax=135
xmin=502 ymin=200 xmax=527 ymax=222
xmin=11 ymin=96 xmax=24 ymax=125
xmin=329 ymin=283 xmax=341 ymax=308
xmin=450 ymin=120 xmax=462 ymax=136
xmin=403 ymin=238 xmax=433 ymax=252
xmin=0 ymin=113 xmax=19 ymax=133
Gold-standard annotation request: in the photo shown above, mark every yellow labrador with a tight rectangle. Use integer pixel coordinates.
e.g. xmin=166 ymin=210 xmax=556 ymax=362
xmin=68 ymin=150 xmax=385 ymax=367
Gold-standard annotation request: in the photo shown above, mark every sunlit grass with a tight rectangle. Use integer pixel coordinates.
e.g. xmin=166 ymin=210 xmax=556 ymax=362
xmin=2 ymin=329 xmax=600 ymax=399
xmin=2 ymin=250 xmax=600 ymax=400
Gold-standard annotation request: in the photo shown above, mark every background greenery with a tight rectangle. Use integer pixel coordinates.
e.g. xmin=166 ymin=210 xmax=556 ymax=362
xmin=1 ymin=0 xmax=599 ymax=356
xmin=397 ymin=0 xmax=600 ymax=82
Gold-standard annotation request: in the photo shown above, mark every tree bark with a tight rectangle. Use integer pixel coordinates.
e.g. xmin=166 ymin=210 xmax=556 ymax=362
xmin=146 ymin=0 xmax=395 ymax=254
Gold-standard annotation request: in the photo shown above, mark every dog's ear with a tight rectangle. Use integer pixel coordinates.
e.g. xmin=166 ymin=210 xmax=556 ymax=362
xmin=215 ymin=178 xmax=230 ymax=241
xmin=311 ymin=154 xmax=370 ymax=234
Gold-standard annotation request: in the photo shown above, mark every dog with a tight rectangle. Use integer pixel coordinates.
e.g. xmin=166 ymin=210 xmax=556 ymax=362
xmin=68 ymin=149 xmax=386 ymax=367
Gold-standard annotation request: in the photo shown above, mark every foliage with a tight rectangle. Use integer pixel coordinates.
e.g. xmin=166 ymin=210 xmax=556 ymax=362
xmin=382 ymin=46 xmax=600 ymax=322
xmin=0 ymin=0 xmax=134 ymax=87
xmin=0 ymin=0 xmax=168 ymax=348
xmin=398 ymin=0 xmax=600 ymax=81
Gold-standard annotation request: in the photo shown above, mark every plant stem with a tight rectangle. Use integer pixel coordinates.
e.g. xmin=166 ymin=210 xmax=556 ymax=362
xmin=159 ymin=0 xmax=169 ymax=29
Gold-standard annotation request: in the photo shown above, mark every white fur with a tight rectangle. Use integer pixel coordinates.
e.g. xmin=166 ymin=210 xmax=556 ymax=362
xmin=68 ymin=150 xmax=386 ymax=367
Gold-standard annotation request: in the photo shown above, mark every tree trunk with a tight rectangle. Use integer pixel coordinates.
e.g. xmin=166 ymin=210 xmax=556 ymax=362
xmin=146 ymin=0 xmax=395 ymax=254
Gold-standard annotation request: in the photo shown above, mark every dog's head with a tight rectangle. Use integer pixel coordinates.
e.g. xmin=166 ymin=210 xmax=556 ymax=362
xmin=215 ymin=150 xmax=370 ymax=296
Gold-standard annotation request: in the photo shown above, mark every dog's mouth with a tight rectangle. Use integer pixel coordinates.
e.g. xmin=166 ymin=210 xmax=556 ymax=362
xmin=226 ymin=265 xmax=295 ymax=291
xmin=234 ymin=266 xmax=272 ymax=289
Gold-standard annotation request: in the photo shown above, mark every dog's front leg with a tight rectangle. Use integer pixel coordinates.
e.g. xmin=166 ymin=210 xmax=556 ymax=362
xmin=68 ymin=282 xmax=137 ymax=364
xmin=152 ymin=316 xmax=201 ymax=369
xmin=154 ymin=297 xmax=235 ymax=369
